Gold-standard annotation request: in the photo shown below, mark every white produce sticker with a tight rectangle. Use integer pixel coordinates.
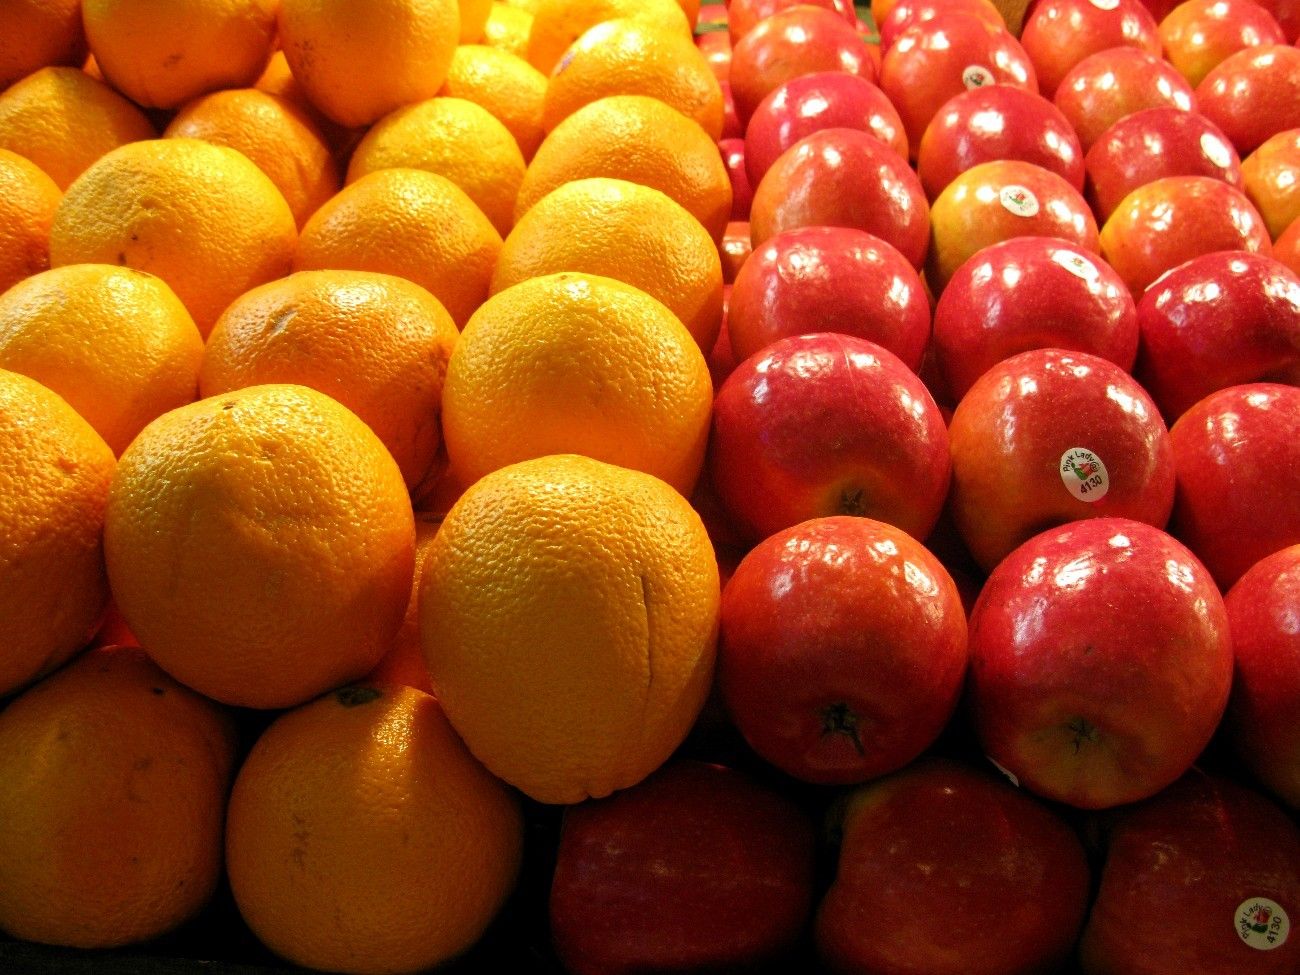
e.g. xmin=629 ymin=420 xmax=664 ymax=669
xmin=1051 ymin=249 xmax=1100 ymax=282
xmin=999 ymin=184 xmax=1040 ymax=217
xmin=986 ymin=755 xmax=1020 ymax=787
xmin=1060 ymin=448 xmax=1109 ymax=502
xmin=963 ymin=64 xmax=995 ymax=89
xmin=1237 ymin=898 xmax=1290 ymax=950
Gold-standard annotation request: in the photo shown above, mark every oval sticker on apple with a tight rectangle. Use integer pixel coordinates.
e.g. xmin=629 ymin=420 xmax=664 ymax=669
xmin=962 ymin=65 xmax=995 ymax=89
xmin=999 ymin=185 xmax=1040 ymax=218
xmin=1060 ymin=448 xmax=1109 ymax=502
xmin=1236 ymin=898 xmax=1290 ymax=950
xmin=1050 ymin=249 xmax=1100 ymax=282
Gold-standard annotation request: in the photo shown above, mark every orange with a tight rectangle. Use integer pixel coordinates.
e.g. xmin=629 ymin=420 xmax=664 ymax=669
xmin=420 ymin=452 xmax=720 ymax=804
xmin=0 ymin=0 xmax=85 ymax=90
xmin=0 ymin=646 xmax=235 ymax=948
xmin=525 ymin=0 xmax=691 ymax=74
xmin=442 ymin=272 xmax=713 ymax=494
xmin=503 ymin=0 xmax=541 ymax=10
xmin=0 ymin=67 xmax=155 ymax=192
xmin=0 ymin=264 xmax=203 ymax=456
xmin=460 ymin=0 xmax=494 ymax=40
xmin=277 ymin=0 xmax=460 ymax=128
xmin=493 ymin=177 xmax=723 ymax=350
xmin=295 ymin=168 xmax=502 ymax=329
xmin=542 ymin=18 xmax=724 ymax=141
xmin=226 ymin=683 xmax=522 ymax=973
xmin=517 ymin=94 xmax=732 ymax=241
xmin=441 ymin=45 xmax=548 ymax=160
xmin=364 ymin=512 xmax=443 ymax=694
xmin=200 ymin=270 xmax=460 ymax=491
xmin=347 ymin=96 xmax=525 ymax=236
xmin=483 ymin=2 xmax=534 ymax=57
xmin=104 ymin=384 xmax=416 ymax=709
xmin=164 ymin=88 xmax=341 ymax=230
xmin=0 ymin=149 xmax=61 ymax=296
xmin=252 ymin=50 xmax=362 ymax=164
xmin=48 ymin=138 xmax=297 ymax=337
xmin=0 ymin=369 xmax=114 ymax=698
xmin=82 ymin=0 xmax=278 ymax=109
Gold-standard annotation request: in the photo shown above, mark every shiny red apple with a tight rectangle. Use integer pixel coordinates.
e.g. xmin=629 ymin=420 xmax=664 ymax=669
xmin=727 ymin=0 xmax=856 ymax=43
xmin=1054 ymin=46 xmax=1196 ymax=151
xmin=1196 ymin=44 xmax=1300 ymax=156
xmin=1242 ymin=127 xmax=1300 ymax=239
xmin=1020 ymin=0 xmax=1161 ymax=100
xmin=695 ymin=4 xmax=731 ymax=82
xmin=1278 ymin=213 xmax=1300 ymax=275
xmin=1159 ymin=0 xmax=1287 ymax=86
xmin=719 ymin=220 xmax=751 ymax=285
xmin=1256 ymin=0 xmax=1300 ymax=40
xmin=719 ymin=138 xmax=752 ymax=221
xmin=877 ymin=0 xmax=1005 ymax=49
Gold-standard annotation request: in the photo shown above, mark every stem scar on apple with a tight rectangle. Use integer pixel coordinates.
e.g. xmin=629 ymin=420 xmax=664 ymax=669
xmin=839 ymin=487 xmax=868 ymax=516
xmin=1067 ymin=717 xmax=1100 ymax=754
xmin=821 ymin=702 xmax=866 ymax=755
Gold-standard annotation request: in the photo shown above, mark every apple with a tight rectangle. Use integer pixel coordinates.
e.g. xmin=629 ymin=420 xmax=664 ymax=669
xmin=1255 ymin=0 xmax=1300 ymax=40
xmin=1099 ymin=175 xmax=1271 ymax=295
xmin=1134 ymin=250 xmax=1300 ymax=421
xmin=719 ymin=138 xmax=751 ymax=221
xmin=1159 ymin=0 xmax=1287 ymax=87
xmin=816 ymin=759 xmax=1092 ymax=975
xmin=1242 ymin=128 xmax=1300 ymax=239
xmin=1019 ymin=0 xmax=1161 ymax=100
xmin=917 ymin=84 xmax=1086 ymax=199
xmin=1278 ymin=212 xmax=1300 ymax=276
xmin=728 ymin=6 xmax=876 ymax=127
xmin=1196 ymin=44 xmax=1300 ymax=156
xmin=1078 ymin=771 xmax=1300 ymax=974
xmin=1135 ymin=0 xmax=1183 ymax=24
xmin=709 ymin=332 xmax=951 ymax=544
xmin=926 ymin=158 xmax=1099 ymax=296
xmin=1053 ymin=47 xmax=1196 ymax=152
xmin=727 ymin=0 xmax=856 ymax=44
xmin=967 ymin=517 xmax=1233 ymax=809
xmin=878 ymin=12 xmax=1038 ymax=160
xmin=720 ymin=220 xmax=752 ymax=284
xmin=1168 ymin=382 xmax=1300 ymax=588
xmin=1223 ymin=545 xmax=1300 ymax=809
xmin=1084 ymin=107 xmax=1243 ymax=222
xmin=749 ymin=127 xmax=931 ymax=270
xmin=549 ymin=759 xmax=816 ymax=975
xmin=745 ymin=72 xmax=909 ymax=185
xmin=695 ymin=4 xmax=731 ymax=82
xmin=728 ymin=226 xmax=930 ymax=370
xmin=877 ymin=0 xmax=1006 ymax=50
xmin=719 ymin=80 xmax=742 ymax=140
xmin=948 ymin=349 xmax=1173 ymax=570
xmin=933 ymin=236 xmax=1138 ymax=403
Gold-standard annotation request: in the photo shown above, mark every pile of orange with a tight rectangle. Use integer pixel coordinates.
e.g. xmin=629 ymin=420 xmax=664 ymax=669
xmin=0 ymin=0 xmax=731 ymax=969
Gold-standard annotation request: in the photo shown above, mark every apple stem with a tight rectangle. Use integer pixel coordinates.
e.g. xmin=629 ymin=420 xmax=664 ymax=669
xmin=821 ymin=702 xmax=866 ymax=755
xmin=839 ymin=487 xmax=868 ymax=516
xmin=1067 ymin=717 xmax=1100 ymax=754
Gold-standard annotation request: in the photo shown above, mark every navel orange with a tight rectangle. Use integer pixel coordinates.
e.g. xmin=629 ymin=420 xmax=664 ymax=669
xmin=0 ymin=149 xmax=61 ymax=296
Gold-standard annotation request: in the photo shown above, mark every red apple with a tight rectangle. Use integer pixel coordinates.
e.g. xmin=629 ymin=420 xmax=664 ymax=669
xmin=1136 ymin=0 xmax=1183 ymax=23
xmin=967 ymin=517 xmax=1234 ymax=808
xmin=1085 ymin=107 xmax=1243 ymax=222
xmin=949 ymin=349 xmax=1174 ymax=570
xmin=879 ymin=12 xmax=1038 ymax=160
xmin=749 ymin=127 xmax=931 ymax=270
xmin=877 ymin=0 xmax=1006 ymax=50
xmin=720 ymin=79 xmax=742 ymax=140
xmin=1224 ymin=545 xmax=1300 ymax=809
xmin=1168 ymin=382 xmax=1300 ymax=587
xmin=917 ymin=84 xmax=1086 ymax=199
xmin=933 ymin=236 xmax=1138 ymax=402
xmin=1099 ymin=175 xmax=1271 ymax=295
xmin=1078 ymin=771 xmax=1300 ymax=974
xmin=549 ymin=760 xmax=815 ymax=975
xmin=1242 ymin=128 xmax=1300 ymax=239
xmin=727 ymin=0 xmax=856 ymax=44
xmin=1196 ymin=44 xmax=1300 ymax=156
xmin=719 ymin=517 xmax=967 ymax=784
xmin=1135 ymin=250 xmax=1300 ymax=421
xmin=745 ymin=72 xmax=908 ymax=184
xmin=707 ymin=283 xmax=738 ymax=387
xmin=1054 ymin=47 xmax=1196 ymax=151
xmin=720 ymin=219 xmax=752 ymax=284
xmin=719 ymin=138 xmax=752 ymax=221
xmin=926 ymin=158 xmax=1099 ymax=295
xmin=695 ymin=5 xmax=732 ymax=82
xmin=1256 ymin=0 xmax=1300 ymax=40
xmin=709 ymin=332 xmax=951 ymax=543
xmin=1020 ymin=0 xmax=1161 ymax=100
xmin=728 ymin=6 xmax=876 ymax=127
xmin=1159 ymin=0 xmax=1287 ymax=87
xmin=1278 ymin=212 xmax=1300 ymax=275
xmin=816 ymin=760 xmax=1092 ymax=975
xmin=728 ymin=226 xmax=930 ymax=369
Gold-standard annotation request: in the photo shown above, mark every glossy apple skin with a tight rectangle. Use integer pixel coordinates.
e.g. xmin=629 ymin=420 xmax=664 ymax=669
xmin=750 ymin=127 xmax=931 ymax=270
xmin=1169 ymin=382 xmax=1300 ymax=587
xmin=815 ymin=760 xmax=1092 ymax=975
xmin=1242 ymin=128 xmax=1300 ymax=239
xmin=1054 ymin=47 xmax=1196 ymax=151
xmin=695 ymin=5 xmax=731 ymax=82
xmin=1196 ymin=44 xmax=1300 ymax=156
xmin=877 ymin=0 xmax=1006 ymax=50
xmin=727 ymin=0 xmax=856 ymax=44
xmin=967 ymin=518 xmax=1233 ymax=809
xmin=719 ymin=220 xmax=751 ymax=285
xmin=1078 ymin=771 xmax=1300 ymax=975
xmin=1085 ymin=107 xmax=1243 ymax=222
xmin=549 ymin=760 xmax=816 ymax=975
xmin=926 ymin=158 xmax=1099 ymax=296
xmin=1159 ymin=0 xmax=1287 ymax=87
xmin=728 ymin=6 xmax=875 ymax=127
xmin=1277 ymin=212 xmax=1300 ymax=275
xmin=933 ymin=236 xmax=1138 ymax=402
xmin=879 ymin=12 xmax=1038 ymax=160
xmin=917 ymin=84 xmax=1084 ymax=200
xmin=718 ymin=517 xmax=967 ymax=784
xmin=1099 ymin=175 xmax=1272 ymax=295
xmin=745 ymin=72 xmax=908 ymax=185
xmin=949 ymin=349 xmax=1174 ymax=570
xmin=719 ymin=138 xmax=751 ymax=221
xmin=1135 ymin=251 xmax=1300 ymax=421
xmin=1020 ymin=0 xmax=1161 ymax=100
xmin=729 ymin=226 xmax=930 ymax=369
xmin=709 ymin=333 xmax=951 ymax=544
xmin=1256 ymin=0 xmax=1300 ymax=40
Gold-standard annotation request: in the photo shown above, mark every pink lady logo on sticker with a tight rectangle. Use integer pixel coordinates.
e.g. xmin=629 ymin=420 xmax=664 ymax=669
xmin=1237 ymin=898 xmax=1289 ymax=950
xmin=999 ymin=185 xmax=1040 ymax=217
xmin=962 ymin=65 xmax=995 ymax=89
xmin=1060 ymin=448 xmax=1109 ymax=502
xmin=1050 ymin=249 xmax=1099 ymax=282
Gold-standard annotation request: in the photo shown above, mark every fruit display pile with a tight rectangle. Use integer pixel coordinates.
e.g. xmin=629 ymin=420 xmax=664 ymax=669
xmin=2 ymin=0 xmax=1300 ymax=972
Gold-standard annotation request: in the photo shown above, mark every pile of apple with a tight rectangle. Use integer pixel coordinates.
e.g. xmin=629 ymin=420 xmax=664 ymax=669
xmin=543 ymin=1 xmax=1300 ymax=973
